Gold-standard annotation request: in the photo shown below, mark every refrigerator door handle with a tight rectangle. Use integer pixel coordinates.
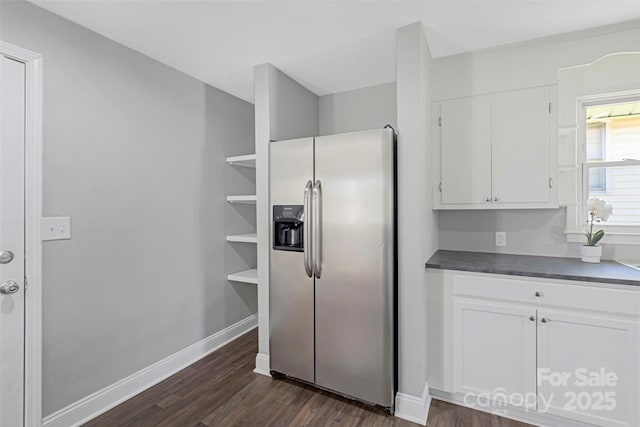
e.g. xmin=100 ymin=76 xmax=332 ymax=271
xmin=312 ymin=180 xmax=322 ymax=279
xmin=303 ymin=180 xmax=313 ymax=277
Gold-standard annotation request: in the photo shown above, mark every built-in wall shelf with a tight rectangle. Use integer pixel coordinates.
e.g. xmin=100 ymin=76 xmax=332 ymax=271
xmin=226 ymin=154 xmax=256 ymax=168
xmin=226 ymin=233 xmax=258 ymax=243
xmin=226 ymin=195 xmax=257 ymax=204
xmin=225 ymin=149 xmax=257 ymax=288
xmin=227 ymin=268 xmax=258 ymax=285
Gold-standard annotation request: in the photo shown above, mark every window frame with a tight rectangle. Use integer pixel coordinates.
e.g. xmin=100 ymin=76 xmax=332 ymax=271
xmin=582 ymin=159 xmax=640 ymax=224
xmin=570 ymin=94 xmax=640 ymax=245
xmin=558 ymin=53 xmax=640 ymax=247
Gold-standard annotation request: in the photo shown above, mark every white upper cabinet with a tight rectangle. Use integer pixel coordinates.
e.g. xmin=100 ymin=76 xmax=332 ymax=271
xmin=492 ymin=87 xmax=552 ymax=204
xmin=435 ymin=85 xmax=558 ymax=209
xmin=440 ymin=96 xmax=492 ymax=205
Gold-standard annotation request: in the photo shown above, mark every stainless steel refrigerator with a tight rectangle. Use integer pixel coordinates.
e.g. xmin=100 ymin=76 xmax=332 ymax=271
xmin=269 ymin=127 xmax=396 ymax=412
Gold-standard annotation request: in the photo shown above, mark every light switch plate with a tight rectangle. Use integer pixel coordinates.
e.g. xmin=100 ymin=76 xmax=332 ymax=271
xmin=495 ymin=231 xmax=506 ymax=247
xmin=42 ymin=217 xmax=71 ymax=241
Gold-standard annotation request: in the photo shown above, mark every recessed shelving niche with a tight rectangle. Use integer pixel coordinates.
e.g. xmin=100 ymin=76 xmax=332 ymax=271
xmin=226 ymin=152 xmax=258 ymax=284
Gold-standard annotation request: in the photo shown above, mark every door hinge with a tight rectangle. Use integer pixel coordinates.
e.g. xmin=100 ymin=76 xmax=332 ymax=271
xmin=438 ymin=117 xmax=442 ymax=127
xmin=548 ymin=102 xmax=552 ymax=114
xmin=549 ymin=177 xmax=553 ymax=188
xmin=24 ymin=276 xmax=28 ymax=291
xmin=439 ymin=182 xmax=443 ymax=192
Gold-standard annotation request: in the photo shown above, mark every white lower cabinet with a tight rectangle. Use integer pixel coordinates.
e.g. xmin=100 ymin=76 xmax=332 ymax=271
xmin=429 ymin=269 xmax=640 ymax=427
xmin=454 ymin=301 xmax=537 ymax=410
xmin=537 ymin=309 xmax=639 ymax=426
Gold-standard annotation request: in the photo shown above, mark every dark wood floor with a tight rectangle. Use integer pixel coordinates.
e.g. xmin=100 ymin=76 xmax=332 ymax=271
xmin=85 ymin=329 xmax=533 ymax=427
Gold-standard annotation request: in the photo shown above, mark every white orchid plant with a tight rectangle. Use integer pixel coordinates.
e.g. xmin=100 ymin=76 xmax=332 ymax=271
xmin=585 ymin=198 xmax=613 ymax=247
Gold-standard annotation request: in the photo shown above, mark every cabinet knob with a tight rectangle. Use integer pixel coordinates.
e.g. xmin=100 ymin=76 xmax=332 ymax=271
xmin=535 ymin=291 xmax=543 ymax=297
xmin=541 ymin=318 xmax=549 ymax=323
xmin=0 ymin=280 xmax=19 ymax=295
xmin=485 ymin=197 xmax=491 ymax=202
xmin=493 ymin=196 xmax=499 ymax=202
xmin=529 ymin=316 xmax=536 ymax=322
xmin=0 ymin=250 xmax=14 ymax=264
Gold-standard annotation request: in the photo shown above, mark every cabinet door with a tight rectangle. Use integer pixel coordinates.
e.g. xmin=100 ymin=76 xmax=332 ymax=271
xmin=491 ymin=86 xmax=551 ymax=204
xmin=537 ymin=310 xmax=639 ymax=426
xmin=440 ymin=96 xmax=492 ymax=205
xmin=454 ymin=300 xmax=537 ymax=409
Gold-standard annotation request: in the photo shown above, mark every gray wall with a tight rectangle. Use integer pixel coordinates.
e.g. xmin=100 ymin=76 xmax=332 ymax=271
xmin=1 ymin=0 xmax=257 ymax=416
xmin=318 ymin=82 xmax=396 ymax=135
xmin=439 ymin=210 xmax=570 ymax=256
xmin=269 ymin=66 xmax=319 ymax=141
xmin=438 ymin=209 xmax=640 ymax=261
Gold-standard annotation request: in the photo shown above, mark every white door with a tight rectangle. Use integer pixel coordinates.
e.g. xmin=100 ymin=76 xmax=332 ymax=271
xmin=440 ymin=95 xmax=492 ymax=205
xmin=537 ymin=309 xmax=639 ymax=426
xmin=0 ymin=55 xmax=26 ymax=427
xmin=454 ymin=300 xmax=537 ymax=410
xmin=491 ymin=86 xmax=551 ymax=204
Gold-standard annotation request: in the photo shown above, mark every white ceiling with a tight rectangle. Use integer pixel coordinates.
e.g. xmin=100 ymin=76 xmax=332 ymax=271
xmin=30 ymin=0 xmax=640 ymax=103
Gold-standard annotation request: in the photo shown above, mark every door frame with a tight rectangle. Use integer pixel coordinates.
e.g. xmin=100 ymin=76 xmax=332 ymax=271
xmin=1 ymin=41 xmax=44 ymax=427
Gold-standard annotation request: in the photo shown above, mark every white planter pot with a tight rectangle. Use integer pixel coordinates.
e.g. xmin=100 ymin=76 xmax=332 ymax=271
xmin=581 ymin=245 xmax=602 ymax=263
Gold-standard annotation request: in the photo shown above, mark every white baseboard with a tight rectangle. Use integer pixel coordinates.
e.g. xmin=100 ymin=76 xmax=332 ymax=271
xmin=253 ymin=352 xmax=270 ymax=376
xmin=42 ymin=314 xmax=258 ymax=427
xmin=395 ymin=382 xmax=431 ymax=425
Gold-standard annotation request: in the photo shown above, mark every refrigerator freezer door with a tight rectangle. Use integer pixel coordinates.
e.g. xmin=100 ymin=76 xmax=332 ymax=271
xmin=269 ymin=137 xmax=315 ymax=383
xmin=314 ymin=129 xmax=395 ymax=407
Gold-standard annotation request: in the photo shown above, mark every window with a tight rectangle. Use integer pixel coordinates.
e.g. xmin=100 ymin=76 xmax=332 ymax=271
xmin=583 ymin=101 xmax=640 ymax=226
xmin=558 ymin=52 xmax=640 ymax=245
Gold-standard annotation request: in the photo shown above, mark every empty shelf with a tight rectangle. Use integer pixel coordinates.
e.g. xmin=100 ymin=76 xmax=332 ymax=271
xmin=227 ymin=268 xmax=258 ymax=285
xmin=226 ymin=233 xmax=258 ymax=243
xmin=226 ymin=195 xmax=257 ymax=204
xmin=226 ymin=154 xmax=256 ymax=168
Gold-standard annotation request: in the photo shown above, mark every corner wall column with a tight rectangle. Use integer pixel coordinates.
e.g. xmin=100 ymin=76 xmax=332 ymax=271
xmin=253 ymin=63 xmax=319 ymax=375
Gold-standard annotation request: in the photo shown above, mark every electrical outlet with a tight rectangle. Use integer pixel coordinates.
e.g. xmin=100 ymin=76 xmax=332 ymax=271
xmin=495 ymin=232 xmax=506 ymax=247
xmin=42 ymin=217 xmax=71 ymax=241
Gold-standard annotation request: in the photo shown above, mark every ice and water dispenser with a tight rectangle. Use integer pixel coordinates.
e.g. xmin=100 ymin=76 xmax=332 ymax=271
xmin=273 ymin=205 xmax=304 ymax=252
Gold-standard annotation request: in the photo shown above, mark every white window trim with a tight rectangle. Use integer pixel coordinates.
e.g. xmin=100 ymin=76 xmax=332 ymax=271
xmin=566 ymin=92 xmax=640 ymax=245
xmin=566 ymin=230 xmax=640 ymax=245
xmin=558 ymin=53 xmax=640 ymax=245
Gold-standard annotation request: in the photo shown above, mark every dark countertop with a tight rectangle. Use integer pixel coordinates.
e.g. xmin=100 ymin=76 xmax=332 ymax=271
xmin=426 ymin=250 xmax=640 ymax=286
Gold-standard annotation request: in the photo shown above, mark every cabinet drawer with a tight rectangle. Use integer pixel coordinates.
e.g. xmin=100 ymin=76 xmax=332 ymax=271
xmin=453 ymin=272 xmax=640 ymax=316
